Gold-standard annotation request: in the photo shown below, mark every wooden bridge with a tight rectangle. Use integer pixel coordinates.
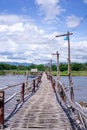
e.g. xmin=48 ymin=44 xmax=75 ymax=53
xmin=0 ymin=72 xmax=87 ymax=129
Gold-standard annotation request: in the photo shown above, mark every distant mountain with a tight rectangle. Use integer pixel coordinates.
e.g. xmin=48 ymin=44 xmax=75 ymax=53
xmin=0 ymin=62 xmax=30 ymax=66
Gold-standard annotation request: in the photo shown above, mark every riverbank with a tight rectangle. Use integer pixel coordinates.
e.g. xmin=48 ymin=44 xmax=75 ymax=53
xmin=0 ymin=70 xmax=87 ymax=76
xmin=0 ymin=70 xmax=40 ymax=75
xmin=52 ymin=71 xmax=87 ymax=76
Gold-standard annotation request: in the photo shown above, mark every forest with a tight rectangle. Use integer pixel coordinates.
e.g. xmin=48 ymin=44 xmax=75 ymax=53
xmin=0 ymin=62 xmax=87 ymax=71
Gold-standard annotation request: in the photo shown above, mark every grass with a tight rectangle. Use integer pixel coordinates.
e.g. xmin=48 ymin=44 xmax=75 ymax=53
xmin=52 ymin=71 xmax=87 ymax=76
xmin=71 ymin=71 xmax=87 ymax=76
xmin=0 ymin=70 xmax=28 ymax=75
xmin=0 ymin=70 xmax=87 ymax=76
xmin=0 ymin=70 xmax=6 ymax=75
xmin=0 ymin=70 xmax=39 ymax=75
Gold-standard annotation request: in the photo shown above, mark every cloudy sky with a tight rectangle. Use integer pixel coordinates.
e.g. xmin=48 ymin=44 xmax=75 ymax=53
xmin=0 ymin=0 xmax=87 ymax=64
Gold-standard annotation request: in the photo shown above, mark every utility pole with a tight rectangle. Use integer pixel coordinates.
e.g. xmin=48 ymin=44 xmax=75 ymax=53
xmin=52 ymin=51 xmax=60 ymax=80
xmin=55 ymin=31 xmax=74 ymax=101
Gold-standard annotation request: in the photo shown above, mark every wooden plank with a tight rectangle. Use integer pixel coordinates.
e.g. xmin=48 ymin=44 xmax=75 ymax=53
xmin=6 ymin=73 xmax=73 ymax=130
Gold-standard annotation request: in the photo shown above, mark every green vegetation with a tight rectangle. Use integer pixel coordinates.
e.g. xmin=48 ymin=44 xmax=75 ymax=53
xmin=0 ymin=62 xmax=87 ymax=76
xmin=0 ymin=70 xmax=6 ymax=75
xmin=0 ymin=63 xmax=45 ymax=75
xmin=51 ymin=63 xmax=87 ymax=76
xmin=71 ymin=71 xmax=87 ymax=76
xmin=52 ymin=71 xmax=87 ymax=76
xmin=52 ymin=71 xmax=69 ymax=76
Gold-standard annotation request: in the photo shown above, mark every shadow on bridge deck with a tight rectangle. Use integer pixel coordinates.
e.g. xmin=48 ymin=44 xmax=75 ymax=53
xmin=5 ymin=72 xmax=75 ymax=130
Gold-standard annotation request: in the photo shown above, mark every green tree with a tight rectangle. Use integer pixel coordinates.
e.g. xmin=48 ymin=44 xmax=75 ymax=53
xmin=27 ymin=64 xmax=37 ymax=71
xmin=60 ymin=63 xmax=68 ymax=71
xmin=10 ymin=65 xmax=17 ymax=70
xmin=17 ymin=65 xmax=27 ymax=70
xmin=52 ymin=64 xmax=57 ymax=71
xmin=71 ymin=63 xmax=85 ymax=71
xmin=37 ymin=64 xmax=45 ymax=71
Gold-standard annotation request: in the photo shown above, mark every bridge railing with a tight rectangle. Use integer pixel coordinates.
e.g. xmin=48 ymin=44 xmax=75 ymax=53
xmin=0 ymin=73 xmax=42 ymax=129
xmin=46 ymin=73 xmax=87 ymax=130
xmin=56 ymin=79 xmax=87 ymax=129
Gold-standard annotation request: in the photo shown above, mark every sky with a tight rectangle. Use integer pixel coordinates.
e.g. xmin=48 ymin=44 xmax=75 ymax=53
xmin=0 ymin=0 xmax=87 ymax=64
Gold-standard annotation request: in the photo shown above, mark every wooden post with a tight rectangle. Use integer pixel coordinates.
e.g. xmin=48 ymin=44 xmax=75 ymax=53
xmin=39 ymin=75 xmax=41 ymax=83
xmin=21 ymin=83 xmax=25 ymax=102
xmin=52 ymin=79 xmax=56 ymax=93
xmin=25 ymin=70 xmax=28 ymax=88
xmin=0 ymin=91 xmax=4 ymax=129
xmin=55 ymin=31 xmax=74 ymax=101
xmin=52 ymin=51 xmax=60 ymax=80
xmin=67 ymin=31 xmax=74 ymax=101
xmin=33 ymin=80 xmax=35 ymax=92
xmin=56 ymin=51 xmax=60 ymax=80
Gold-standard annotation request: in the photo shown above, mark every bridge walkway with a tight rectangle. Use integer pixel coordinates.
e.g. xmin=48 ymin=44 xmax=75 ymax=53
xmin=6 ymin=72 xmax=73 ymax=130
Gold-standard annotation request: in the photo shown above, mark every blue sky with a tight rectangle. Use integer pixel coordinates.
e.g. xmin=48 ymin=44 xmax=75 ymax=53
xmin=0 ymin=0 xmax=87 ymax=64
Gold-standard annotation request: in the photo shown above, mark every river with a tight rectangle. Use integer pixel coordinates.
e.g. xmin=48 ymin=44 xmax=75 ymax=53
xmin=0 ymin=74 xmax=87 ymax=119
xmin=0 ymin=75 xmax=87 ymax=103
xmin=61 ymin=76 xmax=87 ymax=103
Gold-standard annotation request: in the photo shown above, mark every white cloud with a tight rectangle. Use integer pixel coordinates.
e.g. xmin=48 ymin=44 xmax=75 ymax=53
xmin=83 ymin=0 xmax=87 ymax=3
xmin=35 ymin=0 xmax=65 ymax=23
xmin=0 ymin=23 xmax=24 ymax=32
xmin=70 ymin=40 xmax=87 ymax=62
xmin=0 ymin=14 xmax=33 ymax=25
xmin=66 ymin=15 xmax=82 ymax=28
xmin=0 ymin=39 xmax=18 ymax=53
xmin=0 ymin=14 xmax=57 ymax=63
xmin=0 ymin=14 xmax=20 ymax=24
xmin=0 ymin=14 xmax=86 ymax=64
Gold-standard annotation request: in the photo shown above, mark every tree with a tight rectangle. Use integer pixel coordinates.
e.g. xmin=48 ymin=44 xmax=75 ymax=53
xmin=27 ymin=64 xmax=37 ymax=71
xmin=17 ymin=65 xmax=27 ymax=70
xmin=10 ymin=65 xmax=17 ymax=70
xmin=60 ymin=63 xmax=68 ymax=71
xmin=71 ymin=63 xmax=85 ymax=71
xmin=37 ymin=64 xmax=45 ymax=71
xmin=52 ymin=64 xmax=57 ymax=71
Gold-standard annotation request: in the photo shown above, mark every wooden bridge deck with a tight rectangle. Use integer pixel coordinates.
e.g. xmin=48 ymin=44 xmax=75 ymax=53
xmin=6 ymin=73 xmax=73 ymax=130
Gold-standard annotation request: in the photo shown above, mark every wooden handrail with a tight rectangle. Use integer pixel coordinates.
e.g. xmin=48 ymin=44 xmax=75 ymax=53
xmin=57 ymin=79 xmax=87 ymax=129
xmin=5 ymin=91 xmax=21 ymax=104
xmin=0 ymin=73 xmax=42 ymax=128
xmin=46 ymin=72 xmax=87 ymax=129
xmin=0 ymin=82 xmax=23 ymax=91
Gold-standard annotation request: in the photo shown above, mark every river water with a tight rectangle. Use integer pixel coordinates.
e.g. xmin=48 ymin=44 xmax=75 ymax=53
xmin=61 ymin=76 xmax=87 ymax=103
xmin=0 ymin=75 xmax=27 ymax=119
xmin=0 ymin=75 xmax=87 ymax=103
xmin=0 ymin=74 xmax=26 ymax=88
xmin=0 ymin=74 xmax=87 ymax=119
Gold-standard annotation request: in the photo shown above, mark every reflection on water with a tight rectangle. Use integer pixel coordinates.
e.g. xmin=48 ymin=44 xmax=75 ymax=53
xmin=0 ymin=75 xmax=87 ymax=105
xmin=0 ymin=74 xmax=28 ymax=118
xmin=0 ymin=75 xmax=26 ymax=99
xmin=61 ymin=76 xmax=87 ymax=103
xmin=0 ymin=75 xmax=26 ymax=88
xmin=0 ymin=75 xmax=87 ymax=103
